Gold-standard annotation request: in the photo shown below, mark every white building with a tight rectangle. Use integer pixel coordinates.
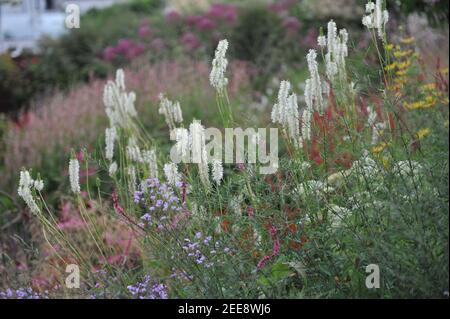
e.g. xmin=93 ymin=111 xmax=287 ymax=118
xmin=0 ymin=0 xmax=122 ymax=55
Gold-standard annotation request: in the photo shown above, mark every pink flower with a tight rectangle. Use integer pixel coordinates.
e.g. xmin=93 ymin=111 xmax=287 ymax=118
xmin=257 ymin=255 xmax=271 ymax=269
xmin=181 ymin=32 xmax=202 ymax=51
xmin=138 ymin=25 xmax=152 ymax=38
xmin=187 ymin=15 xmax=203 ymax=27
xmin=165 ymin=9 xmax=182 ymax=24
xmin=268 ymin=0 xmax=296 ymax=13
xmin=102 ymin=46 xmax=117 ymax=61
xmin=207 ymin=4 xmax=238 ymax=24
xmin=196 ymin=16 xmax=217 ymax=31
xmin=283 ymin=16 xmax=301 ymax=36
xmin=150 ymin=38 xmax=165 ymax=51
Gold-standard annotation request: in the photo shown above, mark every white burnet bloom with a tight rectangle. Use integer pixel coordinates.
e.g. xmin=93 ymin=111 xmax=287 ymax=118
xmin=211 ymin=159 xmax=223 ymax=185
xmin=142 ymin=149 xmax=159 ymax=179
xmin=109 ymin=162 xmax=118 ymax=176
xmin=301 ymin=107 xmax=313 ymax=146
xmin=105 ymin=127 xmax=116 ymax=161
xmin=158 ymin=93 xmax=183 ymax=131
xmin=210 ymin=39 xmax=229 ymax=91
xmin=286 ymin=93 xmax=300 ymax=144
xmin=69 ymin=159 xmax=81 ymax=194
xmin=103 ymin=69 xmax=138 ymax=128
xmin=271 ymin=80 xmax=302 ymax=147
xmin=17 ymin=170 xmax=41 ymax=215
xmin=317 ymin=35 xmax=327 ymax=48
xmin=325 ymin=21 xmax=348 ymax=83
xmin=189 ymin=120 xmax=210 ymax=188
xmin=172 ymin=128 xmax=190 ymax=162
xmin=362 ymin=0 xmax=389 ymax=40
xmin=306 ymin=49 xmax=324 ymax=114
xmin=164 ymin=162 xmax=181 ymax=186
xmin=127 ymin=165 xmax=137 ymax=192
xmin=126 ymin=136 xmax=142 ymax=162
xmin=271 ymin=80 xmax=291 ymax=124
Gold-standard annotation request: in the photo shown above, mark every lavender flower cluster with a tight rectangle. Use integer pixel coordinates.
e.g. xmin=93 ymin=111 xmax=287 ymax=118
xmin=134 ymin=177 xmax=182 ymax=229
xmin=127 ymin=275 xmax=168 ymax=299
xmin=182 ymin=232 xmax=231 ymax=268
xmin=0 ymin=287 xmax=49 ymax=299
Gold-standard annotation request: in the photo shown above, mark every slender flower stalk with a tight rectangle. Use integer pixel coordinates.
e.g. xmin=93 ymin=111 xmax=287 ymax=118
xmin=158 ymin=93 xmax=183 ymax=131
xmin=362 ymin=0 xmax=389 ymax=40
xmin=211 ymin=159 xmax=224 ymax=185
xmin=105 ymin=127 xmax=117 ymax=161
xmin=210 ymin=39 xmax=229 ymax=92
xmin=164 ymin=163 xmax=181 ymax=187
xmin=17 ymin=170 xmax=41 ymax=215
xmin=69 ymin=159 xmax=81 ymax=194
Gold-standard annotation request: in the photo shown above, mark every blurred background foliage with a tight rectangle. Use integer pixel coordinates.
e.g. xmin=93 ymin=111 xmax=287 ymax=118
xmin=1 ymin=0 xmax=447 ymax=116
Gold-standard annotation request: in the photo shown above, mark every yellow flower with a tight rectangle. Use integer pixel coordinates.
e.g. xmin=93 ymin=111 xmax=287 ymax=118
xmin=396 ymin=70 xmax=407 ymax=77
xmin=421 ymin=83 xmax=436 ymax=91
xmin=372 ymin=142 xmax=389 ymax=154
xmin=416 ymin=128 xmax=430 ymax=140
xmin=440 ymin=68 xmax=449 ymax=75
xmin=401 ymin=37 xmax=415 ymax=44
xmin=394 ymin=49 xmax=413 ymax=59
xmin=385 ymin=62 xmax=397 ymax=71
xmin=397 ymin=60 xmax=412 ymax=70
xmin=385 ymin=44 xmax=394 ymax=51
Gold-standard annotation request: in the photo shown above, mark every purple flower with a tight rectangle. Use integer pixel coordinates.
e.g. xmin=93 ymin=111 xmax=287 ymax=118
xmin=138 ymin=25 xmax=152 ymax=38
xmin=196 ymin=16 xmax=217 ymax=31
xmin=181 ymin=32 xmax=202 ymax=51
xmin=165 ymin=9 xmax=182 ymax=24
xmin=150 ymin=38 xmax=166 ymax=51
xmin=102 ymin=46 xmax=117 ymax=61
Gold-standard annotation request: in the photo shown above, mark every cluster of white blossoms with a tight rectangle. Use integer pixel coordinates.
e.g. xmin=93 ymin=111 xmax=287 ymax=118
xmin=158 ymin=93 xmax=183 ymax=131
xmin=305 ymin=49 xmax=325 ymax=114
xmin=103 ymin=69 xmax=138 ymax=128
xmin=325 ymin=20 xmax=349 ymax=83
xmin=362 ymin=0 xmax=389 ymax=40
xmin=271 ymin=81 xmax=300 ymax=145
xmin=189 ymin=120 xmax=211 ymax=188
xmin=210 ymin=39 xmax=229 ymax=92
xmin=69 ymin=158 xmax=80 ymax=194
xmin=211 ymin=159 xmax=224 ymax=185
xmin=105 ymin=127 xmax=116 ymax=161
xmin=163 ymin=162 xmax=181 ymax=187
xmin=17 ymin=170 xmax=43 ymax=215
xmin=169 ymin=119 xmax=224 ymax=187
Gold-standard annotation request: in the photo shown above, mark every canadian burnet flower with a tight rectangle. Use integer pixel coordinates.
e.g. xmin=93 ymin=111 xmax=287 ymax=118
xmin=158 ymin=93 xmax=183 ymax=131
xmin=109 ymin=162 xmax=118 ymax=176
xmin=271 ymin=80 xmax=291 ymax=124
xmin=362 ymin=0 xmax=389 ymax=40
xmin=105 ymin=127 xmax=116 ymax=161
xmin=210 ymin=39 xmax=229 ymax=92
xmin=126 ymin=136 xmax=142 ymax=162
xmin=164 ymin=162 xmax=181 ymax=187
xmin=142 ymin=149 xmax=159 ymax=179
xmin=324 ymin=20 xmax=349 ymax=83
xmin=171 ymin=128 xmax=190 ymax=162
xmin=211 ymin=159 xmax=223 ymax=185
xmin=69 ymin=159 xmax=80 ymax=194
xmin=317 ymin=35 xmax=327 ymax=47
xmin=305 ymin=49 xmax=324 ymax=114
xmin=103 ymin=69 xmax=138 ymax=128
xmin=17 ymin=170 xmax=41 ymax=215
xmin=189 ymin=120 xmax=210 ymax=188
xmin=301 ymin=107 xmax=313 ymax=147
